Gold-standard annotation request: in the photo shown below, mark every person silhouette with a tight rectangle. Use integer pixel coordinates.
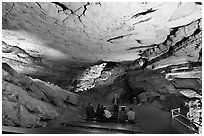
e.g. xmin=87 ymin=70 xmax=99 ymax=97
xmin=112 ymin=94 xmax=120 ymax=118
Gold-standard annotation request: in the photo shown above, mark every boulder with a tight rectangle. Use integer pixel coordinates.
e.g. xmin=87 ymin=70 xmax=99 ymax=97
xmin=138 ymin=91 xmax=160 ymax=103
xmin=2 ymin=63 xmax=32 ymax=88
xmin=3 ymin=81 xmax=59 ymax=120
xmin=2 ymin=69 xmax=12 ymax=81
xmin=31 ymin=79 xmax=65 ymax=108
xmin=28 ymin=82 xmax=50 ymax=102
xmin=159 ymin=94 xmax=184 ymax=111
xmin=19 ymin=105 xmax=46 ymax=128
xmin=14 ymin=75 xmax=33 ymax=89
xmin=46 ymin=84 xmax=80 ymax=105
xmin=2 ymin=80 xmax=8 ymax=91
xmin=172 ymin=78 xmax=201 ymax=91
xmin=128 ymin=69 xmax=175 ymax=94
xmin=2 ymin=63 xmax=18 ymax=77
xmin=2 ymin=100 xmax=47 ymax=128
xmin=2 ymin=100 xmax=20 ymax=126
xmin=179 ymin=89 xmax=201 ymax=98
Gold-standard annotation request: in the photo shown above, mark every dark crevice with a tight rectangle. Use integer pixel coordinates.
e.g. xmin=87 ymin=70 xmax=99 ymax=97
xmin=140 ymin=19 xmax=201 ymax=60
xmin=127 ymin=44 xmax=157 ymax=50
xmin=52 ymin=2 xmax=69 ymax=11
xmin=107 ymin=34 xmax=132 ymax=43
xmin=77 ymin=2 xmax=91 ymax=27
xmin=197 ymin=48 xmax=202 ymax=62
xmin=36 ymin=2 xmax=42 ymax=9
xmin=147 ymin=46 xmax=174 ymax=66
xmin=95 ymin=2 xmax=102 ymax=6
xmin=147 ymin=27 xmax=201 ymax=66
xmin=53 ymin=2 xmax=76 ymax=16
xmin=4 ymin=2 xmax=15 ymax=17
xmin=132 ymin=8 xmax=157 ymax=18
xmin=58 ymin=2 xmax=91 ymax=27
xmin=193 ymin=28 xmax=201 ymax=35
xmin=140 ymin=27 xmax=178 ymax=57
xmin=82 ymin=2 xmax=90 ymax=15
xmin=173 ymin=37 xmax=189 ymax=51
xmin=73 ymin=5 xmax=83 ymax=13
xmin=133 ymin=17 xmax=152 ymax=25
xmin=169 ymin=27 xmax=179 ymax=36
xmin=173 ymin=28 xmax=201 ymax=52
xmin=136 ymin=40 xmax=142 ymax=44
xmin=77 ymin=16 xmax=85 ymax=26
xmin=195 ymin=2 xmax=202 ymax=5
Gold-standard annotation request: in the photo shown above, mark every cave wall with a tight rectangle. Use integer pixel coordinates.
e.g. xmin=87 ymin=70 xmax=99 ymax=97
xmin=2 ymin=63 xmax=82 ymax=127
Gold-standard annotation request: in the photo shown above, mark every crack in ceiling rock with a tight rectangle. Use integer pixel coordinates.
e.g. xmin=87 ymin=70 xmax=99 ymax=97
xmin=132 ymin=8 xmax=157 ymax=18
xmin=1 ymin=2 xmax=202 ymax=78
xmin=51 ymin=2 xmax=91 ymax=27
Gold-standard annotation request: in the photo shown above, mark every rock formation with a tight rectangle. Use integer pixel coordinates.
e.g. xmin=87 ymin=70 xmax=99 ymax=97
xmin=2 ymin=2 xmax=202 ymax=130
xmin=2 ymin=2 xmax=202 ymax=80
xmin=2 ymin=63 xmax=81 ymax=128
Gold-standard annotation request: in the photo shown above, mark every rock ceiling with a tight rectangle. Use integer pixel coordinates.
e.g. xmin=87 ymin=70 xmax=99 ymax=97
xmin=1 ymin=3 xmax=203 ymax=129
xmin=2 ymin=2 xmax=202 ymax=81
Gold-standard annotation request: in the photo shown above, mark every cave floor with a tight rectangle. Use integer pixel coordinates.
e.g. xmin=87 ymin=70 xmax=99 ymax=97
xmin=44 ymin=92 xmax=197 ymax=134
xmin=47 ymin=102 xmax=185 ymax=134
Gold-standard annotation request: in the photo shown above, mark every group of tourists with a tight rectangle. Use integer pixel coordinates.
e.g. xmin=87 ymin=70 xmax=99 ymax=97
xmin=85 ymin=94 xmax=136 ymax=124
xmin=86 ymin=103 xmax=110 ymax=119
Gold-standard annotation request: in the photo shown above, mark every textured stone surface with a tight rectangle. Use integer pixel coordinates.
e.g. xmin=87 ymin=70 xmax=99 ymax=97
xmin=51 ymin=86 xmax=80 ymax=105
xmin=179 ymin=89 xmax=201 ymax=98
xmin=2 ymin=69 xmax=12 ymax=81
xmin=172 ymin=78 xmax=201 ymax=92
xmin=3 ymin=81 xmax=59 ymax=119
xmin=186 ymin=99 xmax=202 ymax=127
xmin=138 ymin=91 xmax=160 ymax=103
xmin=2 ymin=100 xmax=47 ymax=128
xmin=1 ymin=2 xmax=202 ymax=85
xmin=1 ymin=2 xmax=202 ymax=130
xmin=2 ymin=63 xmax=83 ymax=128
xmin=2 ymin=63 xmax=32 ymax=88
xmin=19 ymin=105 xmax=46 ymax=128
xmin=128 ymin=69 xmax=176 ymax=94
xmin=2 ymin=100 xmax=20 ymax=126
xmin=31 ymin=79 xmax=65 ymax=108
xmin=28 ymin=82 xmax=50 ymax=102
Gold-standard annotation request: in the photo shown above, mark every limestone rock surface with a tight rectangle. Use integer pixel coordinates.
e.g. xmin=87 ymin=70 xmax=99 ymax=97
xmin=2 ymin=63 xmax=82 ymax=128
xmin=1 ymin=2 xmax=202 ymax=86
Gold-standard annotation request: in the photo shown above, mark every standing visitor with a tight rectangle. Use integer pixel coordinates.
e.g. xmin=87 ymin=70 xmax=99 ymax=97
xmin=112 ymin=94 xmax=120 ymax=118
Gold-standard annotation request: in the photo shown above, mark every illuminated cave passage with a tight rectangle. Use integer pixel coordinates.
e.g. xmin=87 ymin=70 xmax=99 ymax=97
xmin=2 ymin=2 xmax=202 ymax=134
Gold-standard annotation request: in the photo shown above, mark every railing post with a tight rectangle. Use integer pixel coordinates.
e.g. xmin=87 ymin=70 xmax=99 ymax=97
xmin=171 ymin=109 xmax=175 ymax=126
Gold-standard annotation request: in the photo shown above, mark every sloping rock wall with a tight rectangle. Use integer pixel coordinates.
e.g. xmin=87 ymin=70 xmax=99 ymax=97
xmin=2 ymin=63 xmax=81 ymax=128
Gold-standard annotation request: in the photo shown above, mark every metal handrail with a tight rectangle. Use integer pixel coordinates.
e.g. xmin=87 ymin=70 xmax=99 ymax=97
xmin=171 ymin=108 xmax=202 ymax=134
xmin=174 ymin=111 xmax=202 ymax=127
xmin=174 ymin=118 xmax=191 ymax=129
